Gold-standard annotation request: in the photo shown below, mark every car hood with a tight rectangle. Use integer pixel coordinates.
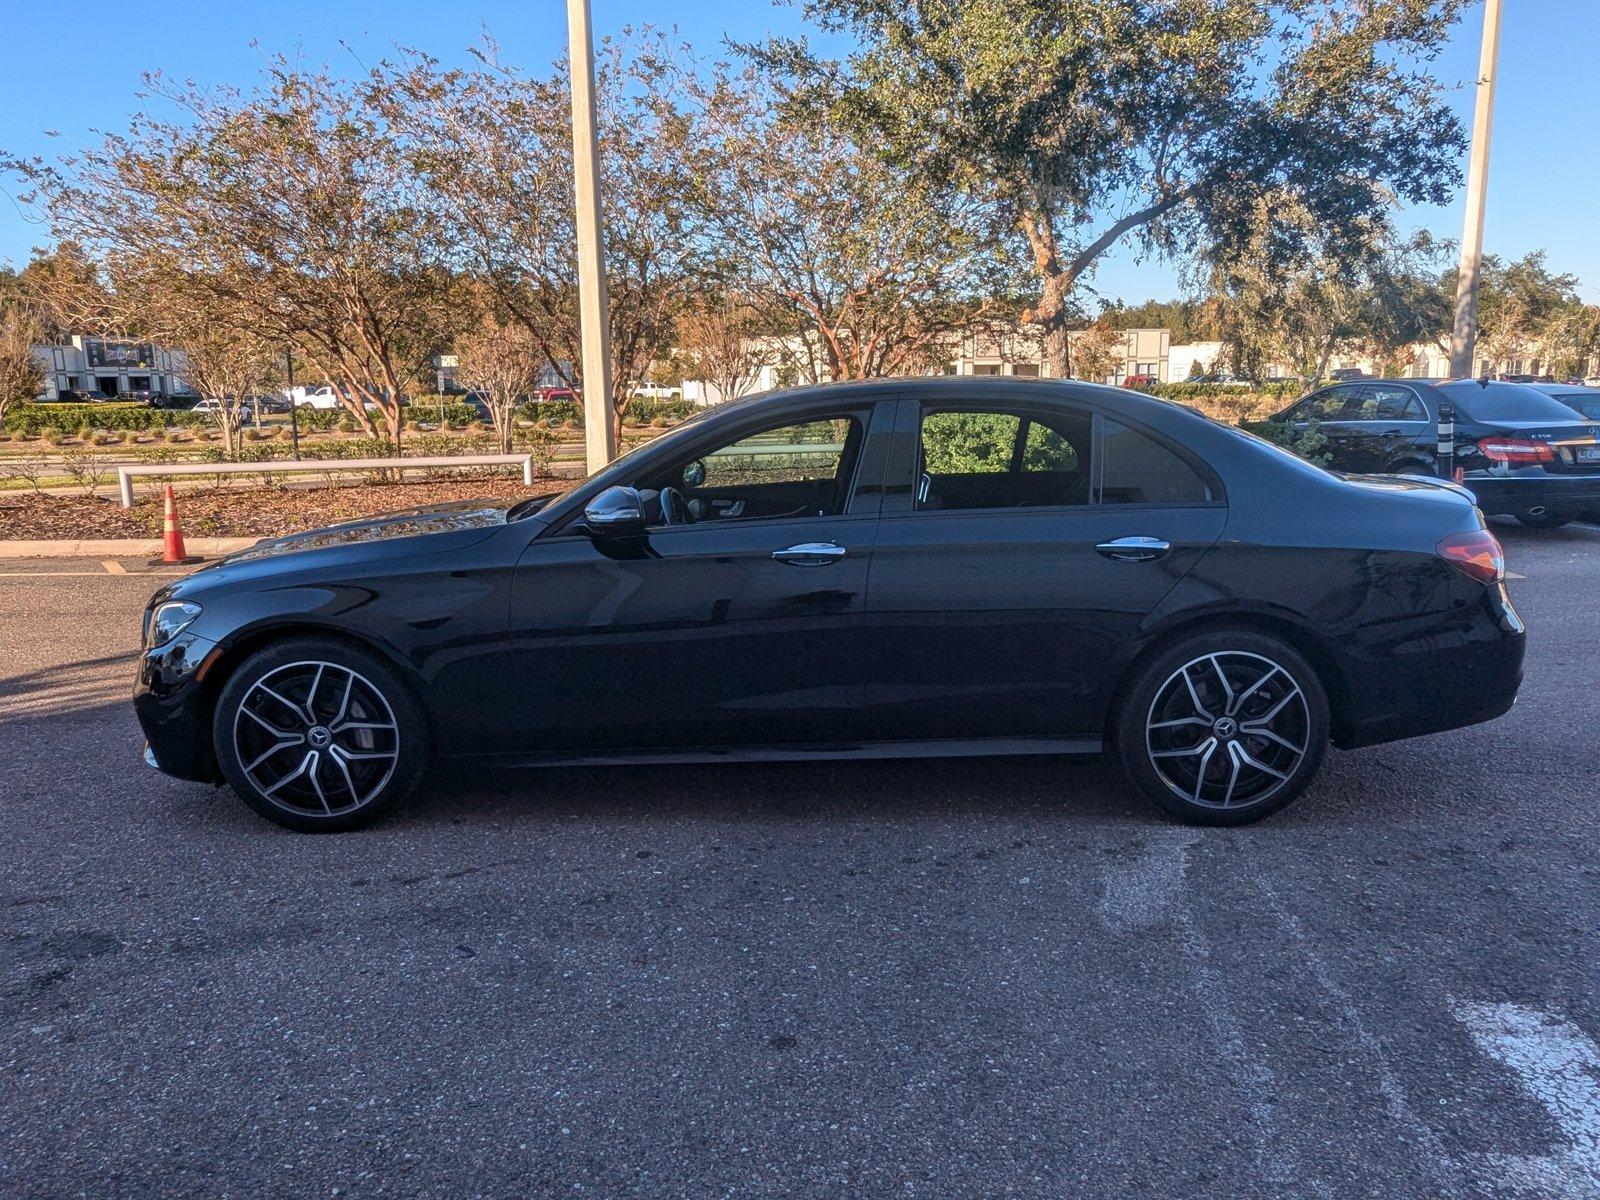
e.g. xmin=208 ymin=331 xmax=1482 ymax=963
xmin=219 ymin=499 xmax=513 ymax=565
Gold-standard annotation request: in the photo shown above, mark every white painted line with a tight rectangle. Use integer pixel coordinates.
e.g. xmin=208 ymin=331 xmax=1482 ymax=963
xmin=1256 ymin=880 xmax=1465 ymax=1196
xmin=101 ymin=559 xmax=127 ymax=574
xmin=1454 ymin=1000 xmax=1600 ymax=1196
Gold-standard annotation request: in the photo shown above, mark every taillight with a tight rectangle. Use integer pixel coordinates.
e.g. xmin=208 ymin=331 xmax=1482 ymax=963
xmin=1436 ymin=530 xmax=1505 ymax=585
xmin=1477 ymin=437 xmax=1555 ymax=465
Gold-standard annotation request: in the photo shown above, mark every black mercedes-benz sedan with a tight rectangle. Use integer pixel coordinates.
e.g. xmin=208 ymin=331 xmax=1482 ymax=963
xmin=135 ymin=378 xmax=1525 ymax=831
xmin=1270 ymin=378 xmax=1600 ymax=528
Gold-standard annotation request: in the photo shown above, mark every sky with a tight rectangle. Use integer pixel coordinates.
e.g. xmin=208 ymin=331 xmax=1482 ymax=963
xmin=1 ymin=0 xmax=1597 ymax=302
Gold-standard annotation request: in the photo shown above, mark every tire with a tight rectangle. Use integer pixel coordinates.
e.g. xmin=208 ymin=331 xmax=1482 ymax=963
xmin=1518 ymin=509 xmax=1569 ymax=529
xmin=212 ymin=637 xmax=429 ymax=831
xmin=1114 ymin=630 xmax=1330 ymax=826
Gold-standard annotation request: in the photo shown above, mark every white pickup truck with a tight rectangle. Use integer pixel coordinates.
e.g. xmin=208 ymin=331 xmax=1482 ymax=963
xmin=286 ymin=385 xmax=381 ymax=412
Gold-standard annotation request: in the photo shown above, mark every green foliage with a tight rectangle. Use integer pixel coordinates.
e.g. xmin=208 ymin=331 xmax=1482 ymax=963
xmin=1240 ymin=417 xmax=1333 ymax=467
xmin=623 ymin=396 xmax=696 ymax=425
xmin=2 ymin=402 xmax=209 ymax=436
xmin=1149 ymin=381 xmax=1302 ymax=403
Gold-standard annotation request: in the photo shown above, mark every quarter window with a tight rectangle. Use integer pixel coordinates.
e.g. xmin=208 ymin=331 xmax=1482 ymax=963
xmin=1099 ymin=419 xmax=1213 ymax=505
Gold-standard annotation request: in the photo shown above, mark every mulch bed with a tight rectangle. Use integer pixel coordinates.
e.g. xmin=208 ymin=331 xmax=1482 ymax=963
xmin=0 ymin=477 xmax=560 ymax=540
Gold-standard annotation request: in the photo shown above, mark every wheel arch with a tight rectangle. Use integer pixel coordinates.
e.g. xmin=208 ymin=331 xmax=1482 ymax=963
xmin=197 ymin=622 xmax=431 ymax=755
xmin=1106 ymin=610 xmax=1354 ymax=746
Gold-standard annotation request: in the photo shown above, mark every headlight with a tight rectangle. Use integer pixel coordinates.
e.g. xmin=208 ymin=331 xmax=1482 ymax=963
xmin=146 ymin=600 xmax=202 ymax=648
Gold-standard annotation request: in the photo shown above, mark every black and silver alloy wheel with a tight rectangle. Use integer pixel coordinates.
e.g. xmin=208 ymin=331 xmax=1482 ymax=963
xmin=1116 ymin=631 xmax=1329 ymax=826
xmin=233 ymin=661 xmax=400 ymax=818
xmin=214 ymin=638 xmax=427 ymax=831
xmin=1145 ymin=652 xmax=1308 ymax=811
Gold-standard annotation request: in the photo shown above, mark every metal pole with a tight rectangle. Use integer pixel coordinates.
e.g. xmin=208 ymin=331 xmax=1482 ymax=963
xmin=286 ymin=345 xmax=300 ymax=459
xmin=1449 ymin=0 xmax=1504 ymax=379
xmin=566 ymin=0 xmax=618 ymax=474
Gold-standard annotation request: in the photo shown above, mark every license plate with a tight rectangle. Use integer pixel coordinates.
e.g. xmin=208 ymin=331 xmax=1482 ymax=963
xmin=1576 ymin=446 xmax=1600 ymax=463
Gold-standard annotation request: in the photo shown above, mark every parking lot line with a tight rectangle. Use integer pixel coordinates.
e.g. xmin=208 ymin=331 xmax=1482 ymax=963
xmin=101 ymin=560 xmax=127 ymax=574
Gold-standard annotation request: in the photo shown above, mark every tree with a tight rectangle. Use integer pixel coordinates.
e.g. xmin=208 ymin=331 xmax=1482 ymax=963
xmin=0 ymin=297 xmax=43 ymax=421
xmin=692 ymin=66 xmax=1014 ymax=382
xmin=1207 ymin=214 xmax=1451 ymax=388
xmin=384 ymin=34 xmax=710 ymax=439
xmin=457 ymin=316 xmax=543 ymax=453
xmin=1467 ymin=251 xmax=1582 ymax=374
xmin=763 ymin=0 xmax=1470 ymax=374
xmin=6 ymin=57 xmax=462 ymax=451
xmin=674 ymin=294 xmax=769 ymax=402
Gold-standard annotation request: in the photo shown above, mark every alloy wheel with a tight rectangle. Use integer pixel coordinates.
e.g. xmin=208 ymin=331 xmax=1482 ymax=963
xmin=231 ymin=660 xmax=400 ymax=817
xmin=1144 ymin=651 xmax=1310 ymax=811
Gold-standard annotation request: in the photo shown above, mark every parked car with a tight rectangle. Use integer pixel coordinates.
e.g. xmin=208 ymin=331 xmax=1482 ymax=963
xmin=135 ymin=377 xmax=1523 ymax=832
xmin=536 ymin=386 xmax=581 ymax=404
xmin=629 ymin=383 xmax=683 ymax=400
xmin=1269 ymin=378 xmax=1600 ymax=528
xmin=250 ymin=393 xmax=294 ymax=415
xmin=1328 ymin=368 xmax=1366 ymax=382
xmin=191 ymin=396 xmax=263 ymax=422
xmin=1531 ymin=383 xmax=1600 ymax=421
xmin=1121 ymin=374 xmax=1159 ymax=389
xmin=49 ymin=387 xmax=114 ymax=403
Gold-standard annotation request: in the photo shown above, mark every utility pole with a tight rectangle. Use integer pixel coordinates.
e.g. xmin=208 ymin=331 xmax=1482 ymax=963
xmin=1449 ymin=0 xmax=1504 ymax=379
xmin=566 ymin=0 xmax=618 ymax=473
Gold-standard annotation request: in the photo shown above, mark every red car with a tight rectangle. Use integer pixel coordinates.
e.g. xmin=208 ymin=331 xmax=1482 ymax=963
xmin=1122 ymin=374 xmax=1159 ymax=389
xmin=536 ymin=387 xmax=581 ymax=403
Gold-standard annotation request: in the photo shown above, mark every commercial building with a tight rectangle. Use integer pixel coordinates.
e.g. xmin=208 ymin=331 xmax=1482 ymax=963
xmin=31 ymin=336 xmax=190 ymax=399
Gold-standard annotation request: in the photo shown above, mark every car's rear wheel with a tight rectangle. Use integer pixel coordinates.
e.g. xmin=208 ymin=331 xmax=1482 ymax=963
xmin=1115 ymin=631 xmax=1329 ymax=826
xmin=212 ymin=638 xmax=428 ymax=831
xmin=1518 ymin=509 xmax=1569 ymax=529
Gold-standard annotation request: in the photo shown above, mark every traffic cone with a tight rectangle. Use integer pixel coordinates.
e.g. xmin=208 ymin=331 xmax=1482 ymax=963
xmin=160 ymin=484 xmax=195 ymax=564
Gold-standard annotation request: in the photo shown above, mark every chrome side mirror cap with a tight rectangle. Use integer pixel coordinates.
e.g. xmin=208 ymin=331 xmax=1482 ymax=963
xmin=583 ymin=485 xmax=646 ymax=535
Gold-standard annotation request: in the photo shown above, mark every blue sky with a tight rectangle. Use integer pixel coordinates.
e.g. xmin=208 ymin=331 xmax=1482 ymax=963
xmin=2 ymin=0 xmax=1596 ymax=301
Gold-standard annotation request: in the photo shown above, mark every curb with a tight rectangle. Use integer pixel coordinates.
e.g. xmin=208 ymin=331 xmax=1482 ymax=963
xmin=0 ymin=537 xmax=260 ymax=559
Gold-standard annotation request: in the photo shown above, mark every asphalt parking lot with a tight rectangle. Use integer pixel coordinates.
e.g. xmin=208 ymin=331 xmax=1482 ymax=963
xmin=3 ymin=523 xmax=1599 ymax=1199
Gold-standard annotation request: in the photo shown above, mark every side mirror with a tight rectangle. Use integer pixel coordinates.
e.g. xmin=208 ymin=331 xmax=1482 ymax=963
xmin=583 ymin=485 xmax=646 ymax=535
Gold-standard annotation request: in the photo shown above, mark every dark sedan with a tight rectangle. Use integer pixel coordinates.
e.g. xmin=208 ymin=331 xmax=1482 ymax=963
xmin=1271 ymin=378 xmax=1600 ymax=528
xmin=135 ymin=378 xmax=1524 ymax=831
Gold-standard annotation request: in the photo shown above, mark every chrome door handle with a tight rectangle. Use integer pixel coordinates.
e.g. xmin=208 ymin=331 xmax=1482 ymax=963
xmin=772 ymin=542 xmax=847 ymax=566
xmin=1096 ymin=536 xmax=1170 ymax=563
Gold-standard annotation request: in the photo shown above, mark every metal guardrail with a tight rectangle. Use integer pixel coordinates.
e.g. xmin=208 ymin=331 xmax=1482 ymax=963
xmin=117 ymin=454 xmax=536 ymax=508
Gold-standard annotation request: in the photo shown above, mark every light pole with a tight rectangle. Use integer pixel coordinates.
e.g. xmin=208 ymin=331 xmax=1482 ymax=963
xmin=566 ymin=0 xmax=618 ymax=473
xmin=1448 ymin=0 xmax=1504 ymax=379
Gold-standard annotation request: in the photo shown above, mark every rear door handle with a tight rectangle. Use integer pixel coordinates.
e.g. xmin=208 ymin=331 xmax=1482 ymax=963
xmin=772 ymin=542 xmax=847 ymax=566
xmin=1096 ymin=536 xmax=1171 ymax=563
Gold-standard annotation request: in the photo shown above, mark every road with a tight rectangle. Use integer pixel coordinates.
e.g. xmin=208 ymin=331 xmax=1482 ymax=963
xmin=3 ymin=523 xmax=1599 ymax=1199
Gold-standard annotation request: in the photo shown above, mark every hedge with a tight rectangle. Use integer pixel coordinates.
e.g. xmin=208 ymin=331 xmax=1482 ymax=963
xmin=3 ymin=402 xmax=210 ymax=435
xmin=1145 ymin=380 xmax=1304 ymax=403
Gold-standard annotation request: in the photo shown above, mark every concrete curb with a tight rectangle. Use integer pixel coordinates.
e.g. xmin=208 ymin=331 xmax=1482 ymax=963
xmin=0 ymin=537 xmax=259 ymax=559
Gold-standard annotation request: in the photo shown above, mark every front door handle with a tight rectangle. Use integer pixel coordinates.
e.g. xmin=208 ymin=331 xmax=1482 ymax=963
xmin=772 ymin=542 xmax=847 ymax=566
xmin=1096 ymin=536 xmax=1170 ymax=563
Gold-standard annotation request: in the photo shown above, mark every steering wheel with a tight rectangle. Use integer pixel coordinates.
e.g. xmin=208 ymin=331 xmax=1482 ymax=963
xmin=658 ymin=486 xmax=691 ymax=526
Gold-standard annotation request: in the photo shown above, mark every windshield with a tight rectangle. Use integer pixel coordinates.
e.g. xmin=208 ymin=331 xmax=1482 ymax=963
xmin=1439 ymin=381 xmax=1584 ymax=423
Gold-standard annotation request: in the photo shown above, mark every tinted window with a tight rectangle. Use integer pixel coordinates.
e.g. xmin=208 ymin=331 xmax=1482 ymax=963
xmin=1441 ymin=382 xmax=1586 ymax=422
xmin=1100 ymin=419 xmax=1213 ymax=505
xmin=697 ymin=418 xmax=855 ymax=490
xmin=918 ymin=408 xmax=1092 ymax=510
xmin=1354 ymin=385 xmax=1425 ymax=421
xmin=1543 ymin=390 xmax=1600 ymax=419
xmin=1288 ymin=388 xmax=1354 ymax=420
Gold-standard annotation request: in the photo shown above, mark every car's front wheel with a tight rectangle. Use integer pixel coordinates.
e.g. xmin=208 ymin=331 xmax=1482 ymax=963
xmin=212 ymin=638 xmax=428 ymax=831
xmin=1115 ymin=631 xmax=1330 ymax=826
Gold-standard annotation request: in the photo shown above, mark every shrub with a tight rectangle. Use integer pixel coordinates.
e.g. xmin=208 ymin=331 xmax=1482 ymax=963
xmin=1 ymin=401 xmax=209 ymax=436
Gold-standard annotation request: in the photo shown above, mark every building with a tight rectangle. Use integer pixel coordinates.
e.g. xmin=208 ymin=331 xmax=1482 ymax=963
xmin=30 ymin=336 xmax=190 ymax=400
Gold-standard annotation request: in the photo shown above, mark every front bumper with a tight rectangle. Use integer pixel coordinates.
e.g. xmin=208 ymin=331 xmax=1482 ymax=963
xmin=1462 ymin=473 xmax=1600 ymax=517
xmin=133 ymin=633 xmax=223 ymax=783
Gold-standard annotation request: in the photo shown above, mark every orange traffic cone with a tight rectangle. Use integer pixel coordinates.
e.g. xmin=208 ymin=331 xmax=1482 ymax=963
xmin=160 ymin=484 xmax=194 ymax=564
